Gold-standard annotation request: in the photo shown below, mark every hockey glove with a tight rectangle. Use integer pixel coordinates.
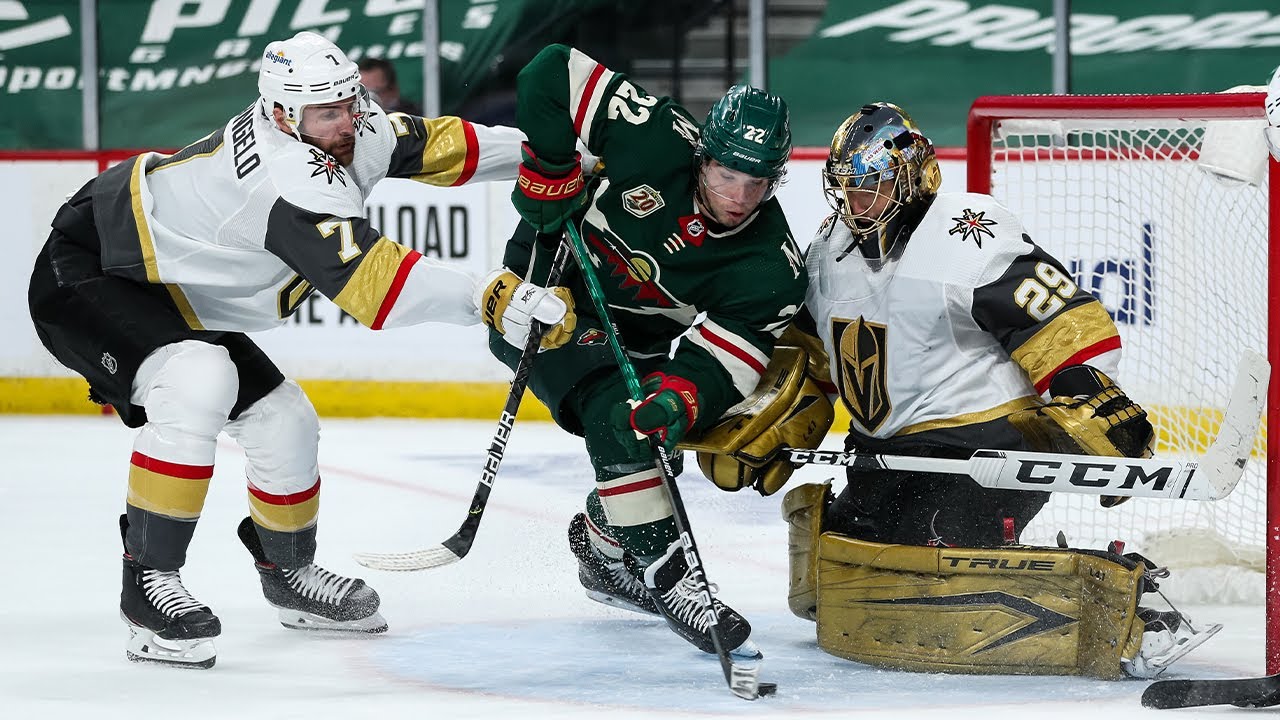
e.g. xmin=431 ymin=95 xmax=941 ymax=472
xmin=620 ymin=372 xmax=701 ymax=454
xmin=477 ymin=269 xmax=577 ymax=350
xmin=512 ymin=142 xmax=587 ymax=234
xmin=1009 ymin=364 xmax=1154 ymax=508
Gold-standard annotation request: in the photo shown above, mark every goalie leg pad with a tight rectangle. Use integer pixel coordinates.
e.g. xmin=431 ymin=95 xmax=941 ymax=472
xmin=812 ymin=536 xmax=1148 ymax=679
xmin=781 ymin=481 xmax=833 ymax=620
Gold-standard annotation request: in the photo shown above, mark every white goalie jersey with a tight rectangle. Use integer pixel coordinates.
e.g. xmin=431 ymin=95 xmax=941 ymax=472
xmin=803 ymin=191 xmax=1123 ymax=443
xmin=89 ymin=100 xmax=524 ymax=332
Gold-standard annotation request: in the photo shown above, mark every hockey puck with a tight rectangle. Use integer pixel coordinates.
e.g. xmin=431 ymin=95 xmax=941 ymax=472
xmin=758 ymin=682 xmax=778 ymax=696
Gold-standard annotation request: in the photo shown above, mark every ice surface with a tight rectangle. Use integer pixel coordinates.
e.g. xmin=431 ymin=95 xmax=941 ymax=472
xmin=0 ymin=416 xmax=1264 ymax=718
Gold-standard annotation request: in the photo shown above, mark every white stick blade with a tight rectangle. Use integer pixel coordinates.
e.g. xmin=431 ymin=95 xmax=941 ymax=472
xmin=1199 ymin=349 xmax=1270 ymax=500
xmin=352 ymin=546 xmax=461 ymax=572
xmin=729 ymin=661 xmax=762 ymax=700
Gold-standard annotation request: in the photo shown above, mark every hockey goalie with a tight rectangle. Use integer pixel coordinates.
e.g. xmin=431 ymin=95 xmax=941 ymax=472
xmin=684 ymin=102 xmax=1222 ymax=680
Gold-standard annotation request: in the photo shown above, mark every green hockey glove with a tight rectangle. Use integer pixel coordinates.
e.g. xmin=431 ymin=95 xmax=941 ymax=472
xmin=511 ymin=142 xmax=587 ymax=233
xmin=619 ymin=372 xmax=701 ymax=454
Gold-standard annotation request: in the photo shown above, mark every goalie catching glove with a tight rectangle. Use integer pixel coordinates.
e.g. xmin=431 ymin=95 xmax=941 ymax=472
xmin=477 ymin=269 xmax=577 ymax=350
xmin=681 ymin=346 xmax=834 ymax=496
xmin=1009 ymin=364 xmax=1154 ymax=507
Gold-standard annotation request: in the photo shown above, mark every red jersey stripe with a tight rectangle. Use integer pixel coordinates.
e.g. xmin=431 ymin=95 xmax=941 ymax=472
xmin=371 ymin=249 xmax=423 ymax=330
xmin=573 ymin=63 xmax=607 ymax=139
xmin=698 ymin=325 xmax=767 ymax=375
xmin=1034 ymin=335 xmax=1123 ymax=394
xmin=130 ymin=451 xmax=213 ymax=479
xmin=597 ymin=476 xmax=664 ymax=497
xmin=451 ymin=120 xmax=479 ymax=186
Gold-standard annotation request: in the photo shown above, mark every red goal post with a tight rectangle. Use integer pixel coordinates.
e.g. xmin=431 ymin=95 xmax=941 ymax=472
xmin=969 ymin=92 xmax=1279 ymax=673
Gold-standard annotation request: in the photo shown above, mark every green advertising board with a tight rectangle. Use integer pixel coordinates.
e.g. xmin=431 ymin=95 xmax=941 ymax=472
xmin=0 ymin=0 xmax=602 ymax=149
xmin=3 ymin=1 xmax=1280 ymax=150
xmin=773 ymin=0 xmax=1280 ymax=147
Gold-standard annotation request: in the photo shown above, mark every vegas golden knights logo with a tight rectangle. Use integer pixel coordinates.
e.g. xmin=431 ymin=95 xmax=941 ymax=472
xmin=833 ymin=317 xmax=891 ymax=432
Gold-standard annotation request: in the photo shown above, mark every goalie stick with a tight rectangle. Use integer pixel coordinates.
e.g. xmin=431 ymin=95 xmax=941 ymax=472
xmin=352 ymin=241 xmax=572 ymax=572
xmin=1141 ymin=673 xmax=1280 ymax=709
xmin=785 ymin=349 xmax=1268 ymax=503
xmin=562 ymin=222 xmax=774 ymax=701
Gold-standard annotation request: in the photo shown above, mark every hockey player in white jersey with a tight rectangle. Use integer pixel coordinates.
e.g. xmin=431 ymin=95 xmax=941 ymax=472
xmin=27 ymin=31 xmax=576 ymax=669
xmin=691 ymin=102 xmax=1219 ymax=679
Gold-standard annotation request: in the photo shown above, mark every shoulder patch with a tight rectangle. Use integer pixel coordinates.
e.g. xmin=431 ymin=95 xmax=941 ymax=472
xmin=948 ymin=208 xmax=998 ymax=247
xmin=622 ymin=184 xmax=664 ymax=218
xmin=269 ymin=143 xmax=364 ymax=218
xmin=305 ymin=147 xmax=348 ymax=186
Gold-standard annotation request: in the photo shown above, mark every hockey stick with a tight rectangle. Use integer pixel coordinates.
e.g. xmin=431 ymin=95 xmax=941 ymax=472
xmin=563 ymin=222 xmax=775 ymax=701
xmin=1142 ymin=672 xmax=1280 ymax=709
xmin=352 ymin=241 xmax=573 ymax=572
xmin=784 ymin=349 xmax=1268 ymax=502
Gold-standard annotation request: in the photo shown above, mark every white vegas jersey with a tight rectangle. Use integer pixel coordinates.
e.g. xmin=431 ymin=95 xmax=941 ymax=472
xmin=804 ymin=192 xmax=1122 ymax=442
xmin=91 ymin=100 xmax=524 ymax=332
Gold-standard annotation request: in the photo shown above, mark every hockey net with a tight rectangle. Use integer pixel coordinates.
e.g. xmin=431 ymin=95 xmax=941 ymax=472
xmin=968 ymin=94 xmax=1276 ymax=614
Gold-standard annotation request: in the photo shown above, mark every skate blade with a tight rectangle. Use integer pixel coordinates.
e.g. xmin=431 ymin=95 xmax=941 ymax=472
xmin=584 ymin=589 xmax=660 ymax=617
xmin=124 ymin=622 xmax=216 ymax=669
xmin=277 ymin=608 xmax=389 ymax=633
xmin=1150 ymin=623 xmax=1225 ymax=675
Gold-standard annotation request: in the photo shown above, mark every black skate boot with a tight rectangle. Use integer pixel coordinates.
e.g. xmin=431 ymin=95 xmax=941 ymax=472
xmin=568 ymin=513 xmax=658 ymax=616
xmin=629 ymin=539 xmax=760 ymax=660
xmin=237 ymin=517 xmax=387 ymax=633
xmin=118 ymin=515 xmax=220 ymax=669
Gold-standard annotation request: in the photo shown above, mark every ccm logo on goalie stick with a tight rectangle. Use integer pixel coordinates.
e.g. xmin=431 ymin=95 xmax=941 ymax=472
xmin=481 ymin=411 xmax=516 ymax=487
xmin=1012 ymin=458 xmax=1174 ymax=492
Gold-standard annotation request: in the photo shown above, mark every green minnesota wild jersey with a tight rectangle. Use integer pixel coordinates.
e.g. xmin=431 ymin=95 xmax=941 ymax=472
xmin=517 ymin=44 xmax=808 ymax=424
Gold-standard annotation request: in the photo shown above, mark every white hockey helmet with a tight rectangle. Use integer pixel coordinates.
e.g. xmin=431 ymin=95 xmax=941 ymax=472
xmin=257 ymin=31 xmax=365 ymax=136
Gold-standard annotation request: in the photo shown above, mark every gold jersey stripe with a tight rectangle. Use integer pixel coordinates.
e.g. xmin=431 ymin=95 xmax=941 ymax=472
xmin=331 ymin=237 xmax=414 ymax=327
xmin=410 ymin=116 xmax=472 ymax=187
xmin=129 ymin=158 xmax=161 ymax=284
xmin=1009 ymin=303 xmax=1120 ymax=388
xmin=130 ymin=156 xmax=208 ymax=330
xmin=249 ymin=493 xmax=320 ymax=533
xmin=126 ymin=466 xmax=211 ymax=520
xmin=895 ymin=395 xmax=1041 ymax=436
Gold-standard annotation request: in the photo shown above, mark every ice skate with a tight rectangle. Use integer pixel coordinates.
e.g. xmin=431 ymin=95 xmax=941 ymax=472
xmin=238 ymin=517 xmax=388 ymax=633
xmin=631 ymin=539 xmax=760 ymax=660
xmin=1124 ymin=607 xmax=1222 ymax=678
xmin=120 ymin=518 xmax=220 ymax=669
xmin=568 ymin=513 xmax=659 ymax=616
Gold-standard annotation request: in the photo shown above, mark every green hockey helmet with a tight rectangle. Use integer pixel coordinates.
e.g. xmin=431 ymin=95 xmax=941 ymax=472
xmin=699 ymin=84 xmax=792 ymax=194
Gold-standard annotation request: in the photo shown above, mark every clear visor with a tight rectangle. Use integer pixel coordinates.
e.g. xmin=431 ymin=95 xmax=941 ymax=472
xmin=701 ymin=159 xmax=777 ymax=207
xmin=296 ymin=86 xmax=369 ymax=143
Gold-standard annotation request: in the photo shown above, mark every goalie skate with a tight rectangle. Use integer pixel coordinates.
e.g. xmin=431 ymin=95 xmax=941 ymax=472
xmin=237 ymin=517 xmax=388 ymax=633
xmin=1123 ymin=608 xmax=1222 ymax=679
xmin=632 ymin=540 xmax=761 ymax=660
xmin=568 ymin=513 xmax=658 ymax=616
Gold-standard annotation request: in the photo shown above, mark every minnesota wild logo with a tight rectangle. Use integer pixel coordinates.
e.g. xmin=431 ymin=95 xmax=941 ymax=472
xmin=577 ymin=328 xmax=608 ymax=346
xmin=586 ymin=231 xmax=681 ymax=308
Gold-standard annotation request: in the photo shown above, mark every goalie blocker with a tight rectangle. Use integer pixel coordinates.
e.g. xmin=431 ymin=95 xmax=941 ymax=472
xmin=782 ymin=482 xmax=1221 ymax=679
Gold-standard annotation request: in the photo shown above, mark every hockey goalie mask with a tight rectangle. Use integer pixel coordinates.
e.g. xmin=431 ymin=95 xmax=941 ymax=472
xmin=258 ymin=31 xmax=369 ymax=165
xmin=824 ymin=103 xmax=940 ymax=262
xmin=696 ymin=84 xmax=791 ymax=227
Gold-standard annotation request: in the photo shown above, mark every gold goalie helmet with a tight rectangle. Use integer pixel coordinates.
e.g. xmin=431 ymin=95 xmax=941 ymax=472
xmin=823 ymin=102 xmax=941 ymax=263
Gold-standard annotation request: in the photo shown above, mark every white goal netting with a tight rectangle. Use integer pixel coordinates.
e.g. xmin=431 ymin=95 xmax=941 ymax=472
xmin=975 ymin=98 xmax=1272 ymax=602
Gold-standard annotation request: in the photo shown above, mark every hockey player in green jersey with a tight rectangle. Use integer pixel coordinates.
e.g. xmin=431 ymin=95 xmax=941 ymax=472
xmin=491 ymin=44 xmax=807 ymax=658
